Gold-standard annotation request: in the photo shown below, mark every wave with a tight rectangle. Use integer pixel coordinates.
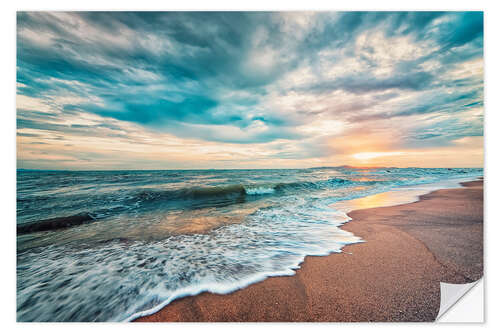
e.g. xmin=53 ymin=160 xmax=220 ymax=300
xmin=132 ymin=178 xmax=358 ymax=203
xmin=17 ymin=178 xmax=360 ymax=234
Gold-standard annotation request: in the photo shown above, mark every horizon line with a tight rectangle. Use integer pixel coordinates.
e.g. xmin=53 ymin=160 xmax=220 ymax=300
xmin=16 ymin=165 xmax=484 ymax=172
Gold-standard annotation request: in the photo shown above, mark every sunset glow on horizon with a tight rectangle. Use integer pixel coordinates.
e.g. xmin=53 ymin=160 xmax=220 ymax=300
xmin=352 ymin=151 xmax=404 ymax=161
xmin=16 ymin=12 xmax=483 ymax=170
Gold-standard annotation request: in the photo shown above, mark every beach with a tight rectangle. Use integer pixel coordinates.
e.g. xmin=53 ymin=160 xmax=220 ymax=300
xmin=135 ymin=179 xmax=483 ymax=322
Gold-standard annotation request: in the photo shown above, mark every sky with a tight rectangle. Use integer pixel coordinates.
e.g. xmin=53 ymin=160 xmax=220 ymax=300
xmin=16 ymin=11 xmax=483 ymax=170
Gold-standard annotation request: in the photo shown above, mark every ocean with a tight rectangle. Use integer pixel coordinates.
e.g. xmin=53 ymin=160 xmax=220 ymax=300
xmin=16 ymin=167 xmax=483 ymax=321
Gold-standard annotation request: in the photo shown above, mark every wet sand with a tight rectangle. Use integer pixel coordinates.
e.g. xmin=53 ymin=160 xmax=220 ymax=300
xmin=135 ymin=180 xmax=483 ymax=322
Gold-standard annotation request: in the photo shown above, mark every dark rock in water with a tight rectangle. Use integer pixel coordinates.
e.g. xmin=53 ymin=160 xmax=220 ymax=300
xmin=17 ymin=213 xmax=95 ymax=234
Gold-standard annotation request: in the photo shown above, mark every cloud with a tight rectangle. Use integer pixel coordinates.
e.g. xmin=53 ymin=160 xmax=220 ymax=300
xmin=16 ymin=12 xmax=483 ymax=168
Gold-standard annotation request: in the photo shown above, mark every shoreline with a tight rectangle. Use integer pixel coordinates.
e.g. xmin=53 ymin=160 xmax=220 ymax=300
xmin=135 ymin=179 xmax=483 ymax=322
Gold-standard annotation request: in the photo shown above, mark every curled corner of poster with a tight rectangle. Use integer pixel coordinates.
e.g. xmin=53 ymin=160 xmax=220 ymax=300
xmin=436 ymin=278 xmax=484 ymax=323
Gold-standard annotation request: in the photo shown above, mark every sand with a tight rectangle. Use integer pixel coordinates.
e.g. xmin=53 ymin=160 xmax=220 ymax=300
xmin=135 ymin=180 xmax=483 ymax=322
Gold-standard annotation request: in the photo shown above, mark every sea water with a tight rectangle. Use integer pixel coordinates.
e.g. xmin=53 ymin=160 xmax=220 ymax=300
xmin=16 ymin=167 xmax=482 ymax=321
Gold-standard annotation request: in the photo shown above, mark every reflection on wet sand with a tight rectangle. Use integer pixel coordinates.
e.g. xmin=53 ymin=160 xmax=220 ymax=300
xmin=332 ymin=188 xmax=428 ymax=215
xmin=348 ymin=191 xmax=394 ymax=210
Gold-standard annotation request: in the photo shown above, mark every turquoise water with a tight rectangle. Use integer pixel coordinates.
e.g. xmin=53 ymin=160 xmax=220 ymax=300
xmin=16 ymin=167 xmax=482 ymax=321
